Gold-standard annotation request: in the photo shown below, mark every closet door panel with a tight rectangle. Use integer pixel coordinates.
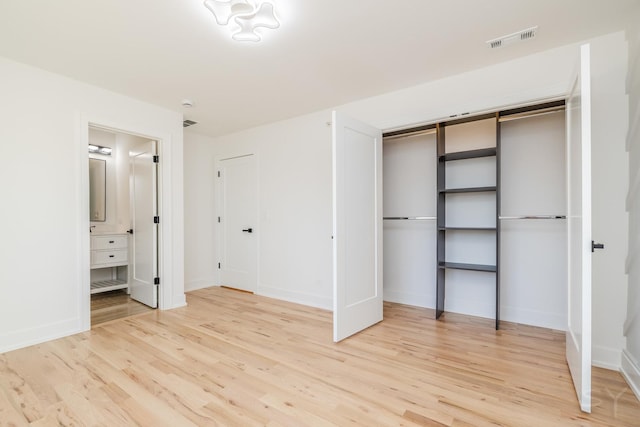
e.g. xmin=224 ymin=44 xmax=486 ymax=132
xmin=383 ymin=133 xmax=436 ymax=308
xmin=500 ymin=111 xmax=567 ymax=329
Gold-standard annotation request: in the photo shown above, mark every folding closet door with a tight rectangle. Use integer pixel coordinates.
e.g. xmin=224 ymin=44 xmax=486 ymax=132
xmin=383 ymin=132 xmax=437 ymax=308
xmin=500 ymin=111 xmax=567 ymax=330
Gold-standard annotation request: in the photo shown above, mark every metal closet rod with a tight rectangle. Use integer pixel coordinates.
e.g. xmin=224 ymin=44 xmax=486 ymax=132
xmin=498 ymin=105 xmax=565 ymax=123
xmin=383 ymin=128 xmax=436 ymax=141
xmin=499 ymin=215 xmax=566 ymax=220
xmin=383 ymin=216 xmax=437 ymax=220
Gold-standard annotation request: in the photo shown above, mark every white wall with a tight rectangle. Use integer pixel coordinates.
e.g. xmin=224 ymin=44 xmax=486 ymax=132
xmin=590 ymin=33 xmax=630 ymax=370
xmin=0 ymin=56 xmax=186 ymax=353
xmin=184 ymin=32 xmax=629 ymax=368
xmin=622 ymin=3 xmax=640 ymax=399
xmin=185 ymin=112 xmax=334 ymax=308
xmin=184 ymin=131 xmax=220 ymax=291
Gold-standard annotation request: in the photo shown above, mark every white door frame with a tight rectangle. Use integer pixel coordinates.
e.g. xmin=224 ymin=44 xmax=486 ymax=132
xmin=214 ymin=152 xmax=260 ymax=291
xmin=78 ymin=115 xmax=170 ymax=331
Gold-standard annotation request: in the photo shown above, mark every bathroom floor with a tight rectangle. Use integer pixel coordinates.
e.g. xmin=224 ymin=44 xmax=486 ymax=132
xmin=91 ymin=289 xmax=154 ymax=326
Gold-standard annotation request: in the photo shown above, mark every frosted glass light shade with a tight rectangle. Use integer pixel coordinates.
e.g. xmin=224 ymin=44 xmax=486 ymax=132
xmin=233 ymin=2 xmax=279 ymax=42
xmin=204 ymin=0 xmax=279 ymax=42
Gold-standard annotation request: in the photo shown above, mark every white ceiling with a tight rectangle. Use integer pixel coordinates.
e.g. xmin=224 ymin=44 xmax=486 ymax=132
xmin=0 ymin=0 xmax=637 ymax=137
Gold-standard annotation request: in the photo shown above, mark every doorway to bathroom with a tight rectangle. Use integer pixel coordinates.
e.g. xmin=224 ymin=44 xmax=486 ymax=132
xmin=88 ymin=126 xmax=160 ymax=326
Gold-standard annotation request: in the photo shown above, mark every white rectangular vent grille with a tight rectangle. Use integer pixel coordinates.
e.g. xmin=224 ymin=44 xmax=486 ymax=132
xmin=487 ymin=26 xmax=537 ymax=49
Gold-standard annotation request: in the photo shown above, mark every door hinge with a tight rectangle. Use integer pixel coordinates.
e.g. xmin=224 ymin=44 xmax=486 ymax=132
xmin=218 ymin=262 xmax=221 ymax=269
xmin=217 ymin=171 xmax=221 ymax=178
xmin=154 ymin=277 xmax=160 ymax=285
xmin=154 ymin=216 xmax=160 ymax=224
xmin=218 ymin=216 xmax=221 ymax=223
xmin=153 ymin=155 xmax=159 ymax=163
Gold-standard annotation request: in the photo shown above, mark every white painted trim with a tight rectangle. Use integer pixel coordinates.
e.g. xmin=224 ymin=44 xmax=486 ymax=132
xmin=625 ymin=97 xmax=639 ymax=152
xmin=257 ymin=285 xmax=332 ymax=311
xmin=624 ymin=310 xmax=638 ymax=337
xmin=622 ymin=292 xmax=639 ymax=337
xmin=621 ymin=349 xmax=640 ymax=401
xmin=626 ymin=46 xmax=640 ymax=95
xmin=383 ymin=291 xmax=435 ymax=309
xmin=77 ymin=113 xmax=92 ymax=332
xmin=0 ymin=318 xmax=80 ymax=354
xmin=625 ymin=233 xmax=639 ymax=274
xmin=185 ymin=280 xmax=219 ymax=292
xmin=592 ymin=345 xmax=622 ymax=370
xmin=79 ymin=114 xmax=186 ymax=322
xmin=625 ymin=152 xmax=640 ymax=212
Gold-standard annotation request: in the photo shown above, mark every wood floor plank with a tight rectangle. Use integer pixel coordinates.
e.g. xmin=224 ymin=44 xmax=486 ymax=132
xmin=91 ymin=290 xmax=154 ymax=326
xmin=1 ymin=286 xmax=639 ymax=426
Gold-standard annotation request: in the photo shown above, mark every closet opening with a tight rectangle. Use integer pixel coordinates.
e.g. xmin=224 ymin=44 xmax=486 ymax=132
xmin=381 ymin=99 xmax=567 ymax=331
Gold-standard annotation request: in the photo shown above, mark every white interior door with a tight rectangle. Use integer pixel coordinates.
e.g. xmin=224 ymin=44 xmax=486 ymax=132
xmin=566 ymin=43 xmax=592 ymax=413
xmin=332 ymin=111 xmax=383 ymax=342
xmin=129 ymin=139 xmax=158 ymax=308
xmin=219 ymin=155 xmax=257 ymax=292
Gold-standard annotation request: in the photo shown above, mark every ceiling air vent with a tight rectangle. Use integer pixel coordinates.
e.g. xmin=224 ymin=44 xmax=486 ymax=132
xmin=183 ymin=119 xmax=198 ymax=128
xmin=486 ymin=26 xmax=538 ymax=49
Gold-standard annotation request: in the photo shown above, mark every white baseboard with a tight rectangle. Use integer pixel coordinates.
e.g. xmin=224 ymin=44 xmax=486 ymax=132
xmin=500 ymin=305 xmax=566 ymax=331
xmin=383 ymin=290 xmax=435 ymax=309
xmin=185 ymin=280 xmax=219 ymax=292
xmin=592 ymin=345 xmax=622 ymax=370
xmin=169 ymin=294 xmax=188 ymax=309
xmin=0 ymin=318 xmax=81 ymax=354
xmin=621 ymin=349 xmax=640 ymax=401
xmin=257 ymin=285 xmax=332 ymax=311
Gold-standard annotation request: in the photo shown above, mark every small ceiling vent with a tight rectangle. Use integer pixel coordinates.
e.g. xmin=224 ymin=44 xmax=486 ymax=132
xmin=486 ymin=26 xmax=538 ymax=49
xmin=183 ymin=119 xmax=198 ymax=128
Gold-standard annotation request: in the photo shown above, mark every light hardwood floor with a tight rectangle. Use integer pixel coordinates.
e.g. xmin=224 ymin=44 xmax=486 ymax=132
xmin=1 ymin=287 xmax=638 ymax=426
xmin=91 ymin=290 xmax=154 ymax=326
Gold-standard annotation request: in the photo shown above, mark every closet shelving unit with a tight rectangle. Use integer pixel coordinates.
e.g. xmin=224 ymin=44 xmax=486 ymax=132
xmin=382 ymin=99 xmax=565 ymax=331
xmin=435 ymin=113 xmax=500 ymax=329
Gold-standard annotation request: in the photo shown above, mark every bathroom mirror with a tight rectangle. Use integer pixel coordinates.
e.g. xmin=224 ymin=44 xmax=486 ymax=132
xmin=89 ymin=158 xmax=106 ymax=222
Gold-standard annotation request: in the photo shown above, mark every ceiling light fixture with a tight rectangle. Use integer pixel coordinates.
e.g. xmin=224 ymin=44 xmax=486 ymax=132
xmin=204 ymin=0 xmax=280 ymax=42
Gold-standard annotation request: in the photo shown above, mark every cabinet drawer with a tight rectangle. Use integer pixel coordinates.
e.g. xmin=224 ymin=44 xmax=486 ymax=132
xmin=91 ymin=249 xmax=128 ymax=266
xmin=91 ymin=235 xmax=128 ymax=250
